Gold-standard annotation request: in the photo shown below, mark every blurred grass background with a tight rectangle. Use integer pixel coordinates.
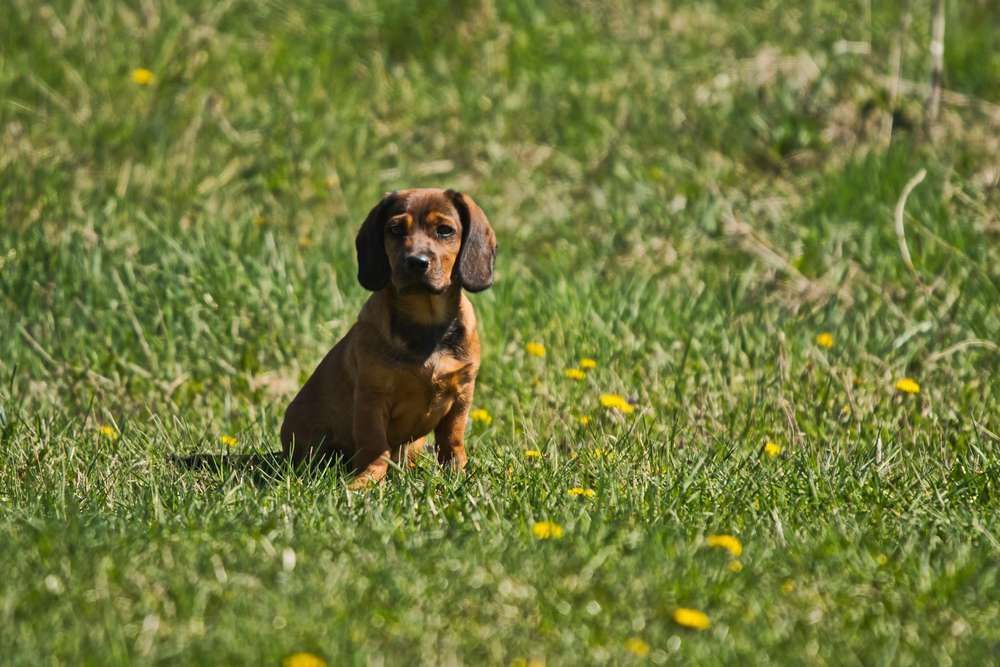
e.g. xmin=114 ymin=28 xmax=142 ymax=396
xmin=1 ymin=1 xmax=998 ymax=664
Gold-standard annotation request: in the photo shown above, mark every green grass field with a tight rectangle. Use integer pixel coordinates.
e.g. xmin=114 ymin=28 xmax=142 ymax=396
xmin=2 ymin=1 xmax=999 ymax=664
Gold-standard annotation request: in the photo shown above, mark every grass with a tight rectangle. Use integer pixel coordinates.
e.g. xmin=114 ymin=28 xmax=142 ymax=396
xmin=2 ymin=0 xmax=999 ymax=664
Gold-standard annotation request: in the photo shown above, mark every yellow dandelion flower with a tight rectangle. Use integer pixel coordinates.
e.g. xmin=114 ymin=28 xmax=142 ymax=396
xmin=895 ymin=377 xmax=920 ymax=394
xmin=815 ymin=332 xmax=834 ymax=349
xmin=624 ymin=637 xmax=650 ymax=657
xmin=524 ymin=449 xmax=542 ymax=458
xmin=580 ymin=358 xmax=598 ymax=369
xmin=525 ymin=342 xmax=546 ymax=357
xmin=567 ymin=487 xmax=596 ymax=498
xmin=705 ymin=534 xmax=743 ymax=557
xmin=564 ymin=368 xmax=586 ymax=380
xmin=781 ymin=579 xmax=795 ymax=594
xmin=672 ymin=607 xmax=710 ymax=630
xmin=728 ymin=560 xmax=743 ymax=573
xmin=876 ymin=553 xmax=888 ymax=566
xmin=532 ymin=521 xmax=563 ymax=540
xmin=99 ymin=424 xmax=119 ymax=441
xmin=599 ymin=393 xmax=634 ymax=414
xmin=470 ymin=408 xmax=493 ymax=425
xmin=578 ymin=415 xmax=591 ymax=426
xmin=764 ymin=441 xmax=781 ymax=457
xmin=282 ymin=653 xmax=326 ymax=667
xmin=220 ymin=434 xmax=237 ymax=447
xmin=130 ymin=68 xmax=155 ymax=85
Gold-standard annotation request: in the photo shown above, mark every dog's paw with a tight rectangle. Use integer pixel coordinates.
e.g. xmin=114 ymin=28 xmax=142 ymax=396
xmin=347 ymin=477 xmax=376 ymax=492
xmin=347 ymin=465 xmax=389 ymax=491
xmin=438 ymin=455 xmax=468 ymax=474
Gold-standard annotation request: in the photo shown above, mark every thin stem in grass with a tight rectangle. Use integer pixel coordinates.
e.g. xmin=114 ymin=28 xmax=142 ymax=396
xmin=926 ymin=0 xmax=946 ymax=123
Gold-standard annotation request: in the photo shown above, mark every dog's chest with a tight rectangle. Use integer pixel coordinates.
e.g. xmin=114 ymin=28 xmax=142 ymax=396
xmin=388 ymin=353 xmax=470 ymax=441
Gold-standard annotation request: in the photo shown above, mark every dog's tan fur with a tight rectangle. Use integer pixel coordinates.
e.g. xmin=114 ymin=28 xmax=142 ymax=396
xmin=280 ymin=188 xmax=496 ymax=488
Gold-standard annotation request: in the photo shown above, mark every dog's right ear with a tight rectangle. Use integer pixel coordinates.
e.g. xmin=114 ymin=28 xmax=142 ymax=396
xmin=355 ymin=192 xmax=397 ymax=291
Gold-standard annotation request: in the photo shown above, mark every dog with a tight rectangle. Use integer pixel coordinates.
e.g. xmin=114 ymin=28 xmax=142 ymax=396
xmin=280 ymin=188 xmax=496 ymax=489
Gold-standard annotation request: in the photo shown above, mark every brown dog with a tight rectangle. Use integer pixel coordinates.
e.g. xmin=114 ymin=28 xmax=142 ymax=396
xmin=280 ymin=188 xmax=496 ymax=488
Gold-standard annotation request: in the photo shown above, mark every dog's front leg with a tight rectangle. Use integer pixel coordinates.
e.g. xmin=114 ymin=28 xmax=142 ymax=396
xmin=434 ymin=388 xmax=473 ymax=471
xmin=348 ymin=392 xmax=391 ymax=490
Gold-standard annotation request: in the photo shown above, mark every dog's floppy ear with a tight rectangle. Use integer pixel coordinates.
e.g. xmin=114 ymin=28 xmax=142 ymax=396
xmin=355 ymin=192 xmax=397 ymax=291
xmin=447 ymin=190 xmax=496 ymax=292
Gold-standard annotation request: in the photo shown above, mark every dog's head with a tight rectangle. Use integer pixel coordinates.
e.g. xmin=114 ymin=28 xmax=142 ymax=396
xmin=355 ymin=188 xmax=496 ymax=294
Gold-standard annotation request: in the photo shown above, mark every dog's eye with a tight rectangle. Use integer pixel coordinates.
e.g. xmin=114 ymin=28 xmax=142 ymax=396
xmin=388 ymin=223 xmax=407 ymax=237
xmin=436 ymin=226 xmax=456 ymax=238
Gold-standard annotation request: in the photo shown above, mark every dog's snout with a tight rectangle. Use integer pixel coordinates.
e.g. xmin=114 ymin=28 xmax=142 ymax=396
xmin=404 ymin=254 xmax=431 ymax=273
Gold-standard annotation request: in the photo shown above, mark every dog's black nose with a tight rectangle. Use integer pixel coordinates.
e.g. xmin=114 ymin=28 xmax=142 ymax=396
xmin=404 ymin=255 xmax=431 ymax=273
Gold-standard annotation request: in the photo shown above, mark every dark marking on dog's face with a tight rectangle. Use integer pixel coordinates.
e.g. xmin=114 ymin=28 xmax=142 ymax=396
xmin=355 ymin=188 xmax=496 ymax=294
xmin=383 ymin=192 xmax=462 ymax=294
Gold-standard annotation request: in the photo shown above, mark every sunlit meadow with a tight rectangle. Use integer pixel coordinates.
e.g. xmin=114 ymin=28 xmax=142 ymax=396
xmin=2 ymin=1 xmax=998 ymax=664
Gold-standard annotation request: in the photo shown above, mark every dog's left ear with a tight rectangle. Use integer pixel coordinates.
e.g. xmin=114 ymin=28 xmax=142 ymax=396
xmin=355 ymin=192 xmax=397 ymax=291
xmin=447 ymin=190 xmax=496 ymax=292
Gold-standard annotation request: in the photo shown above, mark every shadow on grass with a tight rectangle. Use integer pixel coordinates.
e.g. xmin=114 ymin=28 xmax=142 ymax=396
xmin=170 ymin=450 xmax=349 ymax=485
